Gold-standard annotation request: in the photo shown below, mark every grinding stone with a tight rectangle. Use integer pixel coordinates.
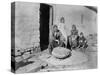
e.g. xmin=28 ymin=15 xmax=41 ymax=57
xmin=52 ymin=47 xmax=71 ymax=59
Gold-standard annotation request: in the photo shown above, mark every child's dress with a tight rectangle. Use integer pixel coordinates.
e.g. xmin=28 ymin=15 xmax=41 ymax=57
xmin=78 ymin=36 xmax=88 ymax=48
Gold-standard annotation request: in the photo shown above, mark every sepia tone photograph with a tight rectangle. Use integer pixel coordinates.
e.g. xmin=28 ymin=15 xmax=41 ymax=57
xmin=11 ymin=2 xmax=97 ymax=73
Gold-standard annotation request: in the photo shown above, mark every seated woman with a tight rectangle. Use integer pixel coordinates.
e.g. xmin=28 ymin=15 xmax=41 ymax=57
xmin=67 ymin=34 xmax=79 ymax=50
xmin=78 ymin=32 xmax=88 ymax=48
xmin=48 ymin=25 xmax=66 ymax=54
xmin=71 ymin=24 xmax=78 ymax=36
xmin=67 ymin=24 xmax=79 ymax=50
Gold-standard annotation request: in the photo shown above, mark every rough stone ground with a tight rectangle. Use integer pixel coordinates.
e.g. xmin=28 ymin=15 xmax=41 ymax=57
xmin=16 ymin=35 xmax=97 ymax=73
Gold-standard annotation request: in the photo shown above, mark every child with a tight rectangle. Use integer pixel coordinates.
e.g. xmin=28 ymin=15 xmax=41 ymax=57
xmin=78 ymin=32 xmax=88 ymax=48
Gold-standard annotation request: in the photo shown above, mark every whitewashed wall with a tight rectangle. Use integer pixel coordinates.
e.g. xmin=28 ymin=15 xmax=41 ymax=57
xmin=53 ymin=4 xmax=97 ymax=37
xmin=15 ymin=2 xmax=40 ymax=49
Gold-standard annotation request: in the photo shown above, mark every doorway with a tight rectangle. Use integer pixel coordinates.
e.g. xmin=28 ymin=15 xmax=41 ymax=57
xmin=40 ymin=3 xmax=53 ymax=51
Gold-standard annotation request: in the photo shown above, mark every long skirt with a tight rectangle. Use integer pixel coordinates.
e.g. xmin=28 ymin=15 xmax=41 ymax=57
xmin=48 ymin=40 xmax=66 ymax=54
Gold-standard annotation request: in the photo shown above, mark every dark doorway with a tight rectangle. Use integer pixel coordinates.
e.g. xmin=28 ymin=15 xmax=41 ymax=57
xmin=40 ymin=3 xmax=51 ymax=51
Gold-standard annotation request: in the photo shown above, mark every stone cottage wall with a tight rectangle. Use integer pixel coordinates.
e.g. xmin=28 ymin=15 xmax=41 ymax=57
xmin=15 ymin=2 xmax=40 ymax=49
xmin=11 ymin=2 xmax=41 ymax=65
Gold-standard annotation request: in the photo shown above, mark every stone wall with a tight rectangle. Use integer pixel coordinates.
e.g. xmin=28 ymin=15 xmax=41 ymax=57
xmin=15 ymin=2 xmax=40 ymax=49
xmin=11 ymin=2 xmax=41 ymax=66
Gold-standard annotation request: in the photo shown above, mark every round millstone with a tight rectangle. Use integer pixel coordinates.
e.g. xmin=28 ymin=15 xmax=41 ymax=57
xmin=39 ymin=50 xmax=88 ymax=66
xmin=52 ymin=47 xmax=71 ymax=59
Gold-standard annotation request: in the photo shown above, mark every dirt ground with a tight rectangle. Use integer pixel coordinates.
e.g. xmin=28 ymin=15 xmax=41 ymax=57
xmin=16 ymin=36 xmax=97 ymax=73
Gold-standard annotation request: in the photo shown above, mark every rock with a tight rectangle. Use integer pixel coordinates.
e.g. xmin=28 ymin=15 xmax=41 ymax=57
xmin=52 ymin=47 xmax=71 ymax=59
xmin=16 ymin=59 xmax=43 ymax=73
xmin=15 ymin=56 xmax=23 ymax=62
xmin=15 ymin=51 xmax=21 ymax=56
xmin=22 ymin=52 xmax=30 ymax=59
xmin=41 ymin=62 xmax=48 ymax=67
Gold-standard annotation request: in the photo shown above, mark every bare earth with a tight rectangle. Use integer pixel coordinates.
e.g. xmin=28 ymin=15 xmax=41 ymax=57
xmin=16 ymin=36 xmax=97 ymax=73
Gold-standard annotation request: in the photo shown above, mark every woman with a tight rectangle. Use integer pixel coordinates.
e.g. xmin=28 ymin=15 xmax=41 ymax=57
xmin=67 ymin=24 xmax=79 ymax=50
xmin=48 ymin=25 xmax=66 ymax=54
xmin=71 ymin=24 xmax=78 ymax=36
xmin=58 ymin=17 xmax=67 ymax=42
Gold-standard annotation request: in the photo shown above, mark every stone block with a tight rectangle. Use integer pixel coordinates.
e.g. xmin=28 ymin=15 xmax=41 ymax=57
xmin=32 ymin=37 xmax=40 ymax=43
xmin=15 ymin=56 xmax=23 ymax=62
xmin=33 ymin=42 xmax=39 ymax=47
xmin=33 ymin=30 xmax=40 ymax=35
xmin=15 ymin=51 xmax=21 ymax=56
xmin=22 ymin=52 xmax=31 ymax=59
